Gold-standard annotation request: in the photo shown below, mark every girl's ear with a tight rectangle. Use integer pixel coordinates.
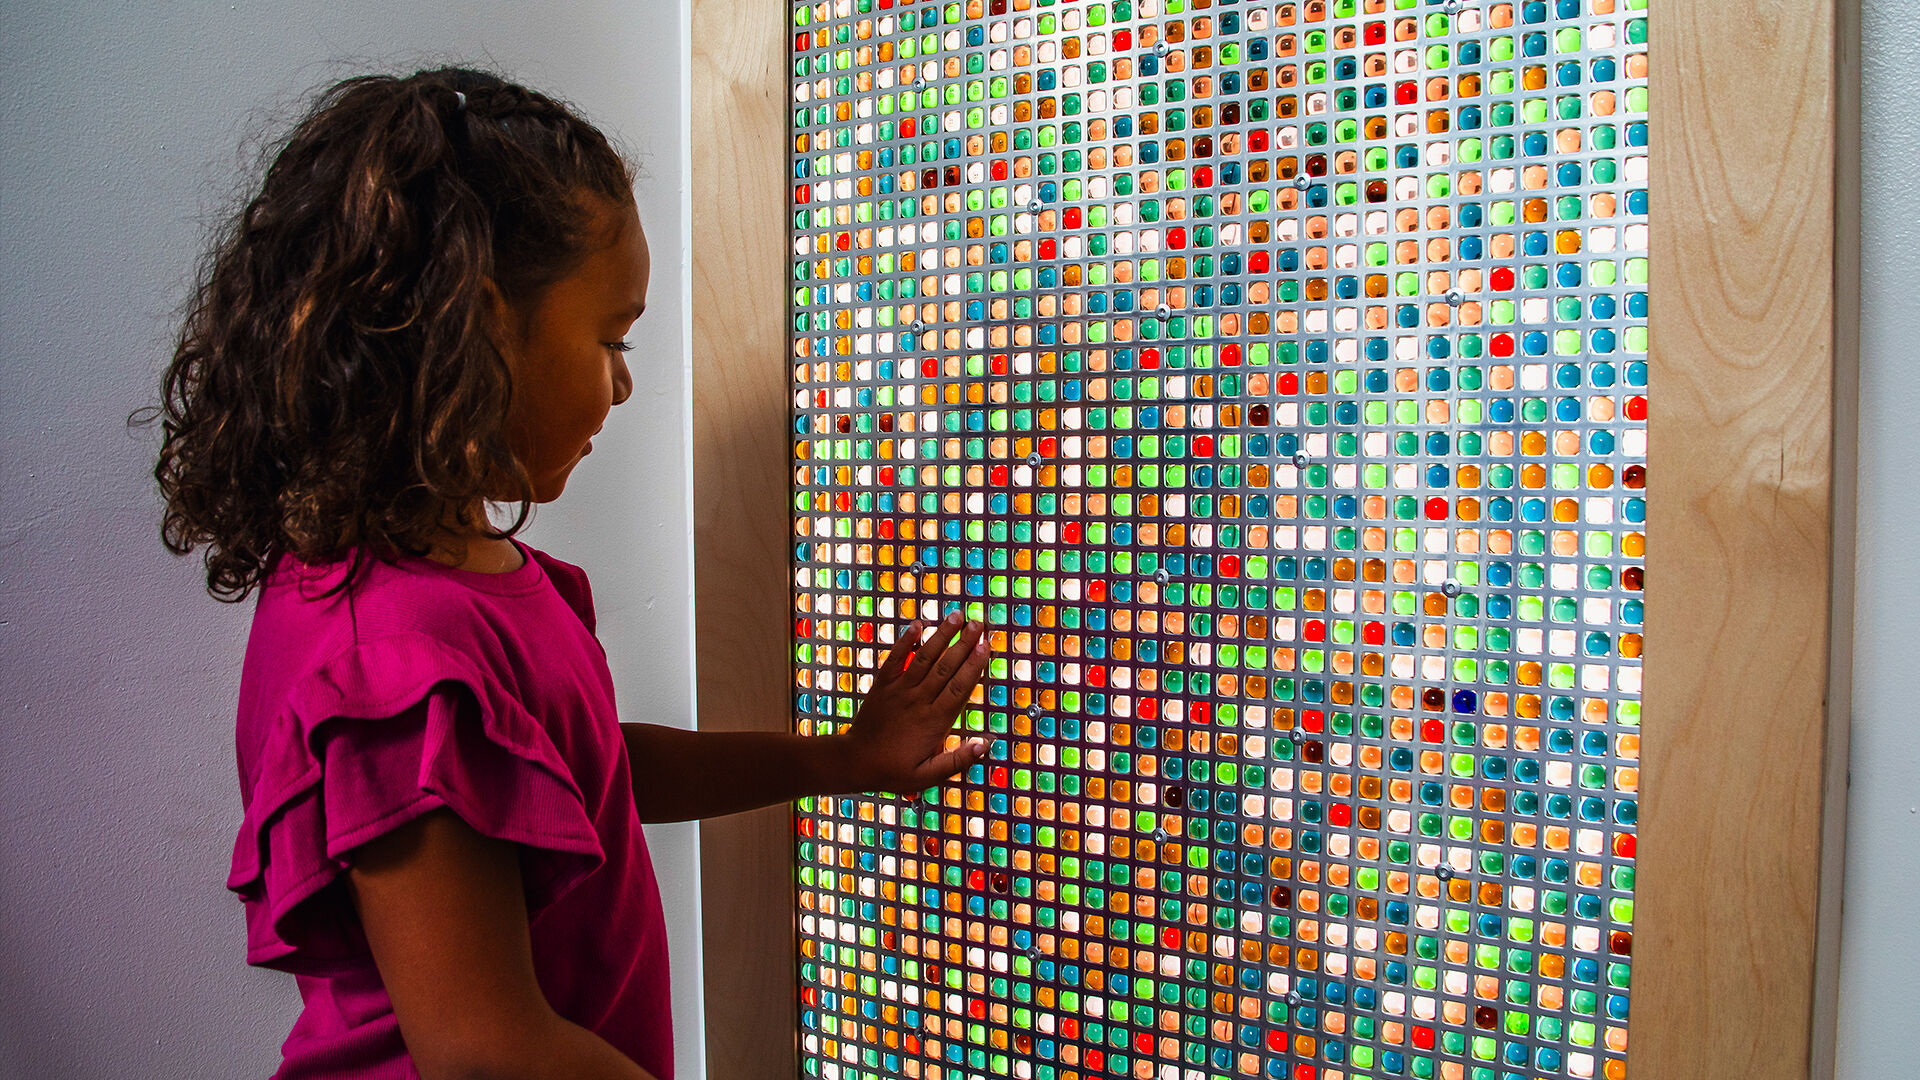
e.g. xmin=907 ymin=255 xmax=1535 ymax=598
xmin=479 ymin=277 xmax=523 ymax=363
xmin=480 ymin=276 xmax=508 ymax=323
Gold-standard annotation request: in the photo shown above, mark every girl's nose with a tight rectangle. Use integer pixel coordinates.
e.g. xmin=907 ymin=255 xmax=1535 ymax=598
xmin=611 ymin=353 xmax=634 ymax=407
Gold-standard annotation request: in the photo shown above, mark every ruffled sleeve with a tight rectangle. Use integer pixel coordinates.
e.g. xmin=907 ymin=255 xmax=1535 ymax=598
xmin=227 ymin=632 xmax=606 ymax=975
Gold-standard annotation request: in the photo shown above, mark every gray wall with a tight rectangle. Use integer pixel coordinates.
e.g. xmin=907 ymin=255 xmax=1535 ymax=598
xmin=1837 ymin=3 xmax=1920 ymax=1077
xmin=0 ymin=2 xmax=701 ymax=1078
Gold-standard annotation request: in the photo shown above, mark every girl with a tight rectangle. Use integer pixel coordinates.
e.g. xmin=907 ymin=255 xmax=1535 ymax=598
xmin=151 ymin=67 xmax=990 ymax=1080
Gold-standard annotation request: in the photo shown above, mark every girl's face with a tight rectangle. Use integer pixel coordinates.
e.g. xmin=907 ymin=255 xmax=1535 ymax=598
xmin=504 ymin=196 xmax=649 ymax=503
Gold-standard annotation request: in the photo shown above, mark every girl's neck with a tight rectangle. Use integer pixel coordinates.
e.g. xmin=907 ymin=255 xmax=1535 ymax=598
xmin=420 ymin=511 xmax=526 ymax=576
xmin=422 ymin=528 xmax=526 ymax=574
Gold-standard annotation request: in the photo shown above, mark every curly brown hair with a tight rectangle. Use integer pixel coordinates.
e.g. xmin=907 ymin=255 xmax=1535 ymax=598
xmin=145 ymin=67 xmax=634 ymax=600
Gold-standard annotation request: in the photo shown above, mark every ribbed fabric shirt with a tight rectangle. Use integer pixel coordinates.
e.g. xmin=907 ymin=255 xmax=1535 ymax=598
xmin=227 ymin=540 xmax=672 ymax=1079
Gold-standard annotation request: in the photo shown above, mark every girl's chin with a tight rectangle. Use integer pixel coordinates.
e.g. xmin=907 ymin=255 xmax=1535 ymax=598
xmin=525 ymin=446 xmax=595 ymax=502
xmin=529 ymin=469 xmax=576 ymax=504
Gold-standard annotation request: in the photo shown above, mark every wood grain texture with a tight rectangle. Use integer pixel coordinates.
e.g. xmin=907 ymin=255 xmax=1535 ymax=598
xmin=691 ymin=0 xmax=796 ymax=1076
xmin=1643 ymin=2 xmax=1845 ymax=1076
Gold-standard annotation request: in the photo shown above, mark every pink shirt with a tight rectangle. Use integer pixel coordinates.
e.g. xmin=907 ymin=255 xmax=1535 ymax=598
xmin=227 ymin=541 xmax=673 ymax=1079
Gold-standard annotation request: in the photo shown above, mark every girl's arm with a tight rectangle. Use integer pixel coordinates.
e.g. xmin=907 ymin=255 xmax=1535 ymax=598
xmin=622 ymin=612 xmax=991 ymax=823
xmin=348 ymin=809 xmax=659 ymax=1080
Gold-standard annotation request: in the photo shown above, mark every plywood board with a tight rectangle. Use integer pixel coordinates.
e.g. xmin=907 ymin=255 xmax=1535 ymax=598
xmin=1641 ymin=1 xmax=1848 ymax=1076
xmin=691 ymin=0 xmax=797 ymax=1076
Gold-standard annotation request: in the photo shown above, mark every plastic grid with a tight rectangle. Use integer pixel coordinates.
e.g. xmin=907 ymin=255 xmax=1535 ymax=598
xmin=788 ymin=3 xmax=1646 ymax=1079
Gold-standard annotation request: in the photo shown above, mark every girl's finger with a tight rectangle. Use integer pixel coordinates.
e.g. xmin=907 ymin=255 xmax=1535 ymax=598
xmin=910 ymin=737 xmax=990 ymax=787
xmin=926 ymin=618 xmax=985 ymax=688
xmin=902 ymin=611 xmax=963 ymax=686
xmin=935 ymin=632 xmax=993 ymax=713
xmin=875 ymin=620 xmax=922 ymax=683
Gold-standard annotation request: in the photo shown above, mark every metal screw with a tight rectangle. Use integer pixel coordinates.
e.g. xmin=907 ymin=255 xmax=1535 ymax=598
xmin=1155 ymin=568 xmax=1171 ymax=585
xmin=1025 ymin=945 xmax=1041 ymax=959
xmin=1436 ymin=865 xmax=1455 ymax=882
xmin=1025 ymin=704 xmax=1042 ymax=720
xmin=1287 ymin=992 xmax=1303 ymax=1006
xmin=1441 ymin=580 xmax=1462 ymax=597
xmin=1443 ymin=0 xmax=1464 ymax=14
xmin=1445 ymin=290 xmax=1465 ymax=306
xmin=1292 ymin=174 xmax=1313 ymax=190
xmin=1027 ymin=452 xmax=1042 ymax=468
xmin=1155 ymin=304 xmax=1171 ymax=320
xmin=1288 ymin=729 xmax=1304 ymax=744
xmin=1291 ymin=452 xmax=1310 ymax=469
xmin=1154 ymin=41 xmax=1169 ymax=58
xmin=912 ymin=320 xmax=926 ymax=333
xmin=1027 ymin=197 xmax=1043 ymax=212
xmin=1153 ymin=828 xmax=1169 ymax=843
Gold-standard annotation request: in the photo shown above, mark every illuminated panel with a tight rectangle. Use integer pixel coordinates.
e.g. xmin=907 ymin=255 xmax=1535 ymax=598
xmin=790 ymin=3 xmax=1647 ymax=1079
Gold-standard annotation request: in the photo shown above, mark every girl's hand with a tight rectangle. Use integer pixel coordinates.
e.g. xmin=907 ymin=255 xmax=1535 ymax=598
xmin=841 ymin=612 xmax=992 ymax=794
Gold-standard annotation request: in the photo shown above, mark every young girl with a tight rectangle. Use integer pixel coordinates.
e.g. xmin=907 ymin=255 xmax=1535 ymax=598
xmin=151 ymin=67 xmax=990 ymax=1080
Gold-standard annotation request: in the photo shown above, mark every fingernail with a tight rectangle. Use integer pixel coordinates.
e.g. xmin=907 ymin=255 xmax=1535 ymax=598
xmin=974 ymin=637 xmax=988 ymax=654
xmin=968 ymin=619 xmax=983 ymax=631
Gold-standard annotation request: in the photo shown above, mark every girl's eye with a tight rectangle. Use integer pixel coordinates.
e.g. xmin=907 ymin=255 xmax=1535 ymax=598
xmin=606 ymin=341 xmax=635 ymax=353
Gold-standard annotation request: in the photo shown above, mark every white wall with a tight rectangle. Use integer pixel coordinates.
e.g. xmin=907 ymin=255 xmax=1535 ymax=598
xmin=0 ymin=3 xmax=701 ymax=1077
xmin=1836 ymin=3 xmax=1920 ymax=1077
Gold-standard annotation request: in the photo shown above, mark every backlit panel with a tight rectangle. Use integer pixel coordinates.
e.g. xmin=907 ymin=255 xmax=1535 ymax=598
xmin=789 ymin=3 xmax=1647 ymax=1079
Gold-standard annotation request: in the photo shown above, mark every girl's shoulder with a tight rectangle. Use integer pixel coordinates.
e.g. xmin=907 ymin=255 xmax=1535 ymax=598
xmin=254 ymin=539 xmax=594 ymax=643
xmin=238 ymin=542 xmax=603 ymax=735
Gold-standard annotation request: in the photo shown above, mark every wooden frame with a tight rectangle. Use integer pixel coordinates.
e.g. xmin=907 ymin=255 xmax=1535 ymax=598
xmin=1639 ymin=2 xmax=1856 ymax=1078
xmin=692 ymin=0 xmax=794 ymax=1074
xmin=690 ymin=2 xmax=1858 ymax=1077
